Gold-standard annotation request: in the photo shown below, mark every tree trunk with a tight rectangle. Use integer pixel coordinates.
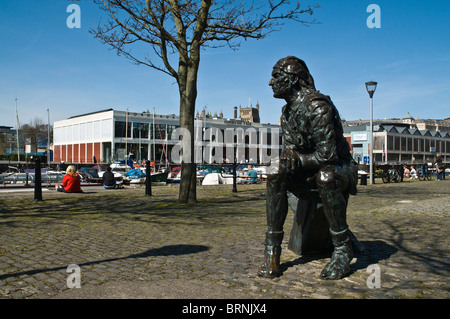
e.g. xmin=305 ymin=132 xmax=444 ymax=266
xmin=172 ymin=0 xmax=210 ymax=204
xmin=178 ymin=65 xmax=198 ymax=204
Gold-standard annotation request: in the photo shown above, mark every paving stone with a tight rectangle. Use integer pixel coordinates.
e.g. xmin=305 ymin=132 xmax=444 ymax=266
xmin=0 ymin=181 xmax=449 ymax=299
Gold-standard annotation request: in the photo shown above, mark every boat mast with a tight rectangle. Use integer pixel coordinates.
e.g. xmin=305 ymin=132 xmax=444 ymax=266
xmin=125 ymin=108 xmax=128 ymax=161
xmin=138 ymin=129 xmax=141 ymax=163
xmin=15 ymin=98 xmax=20 ymax=165
xmin=153 ymin=107 xmax=156 ymax=167
xmin=47 ymin=108 xmax=50 ymax=168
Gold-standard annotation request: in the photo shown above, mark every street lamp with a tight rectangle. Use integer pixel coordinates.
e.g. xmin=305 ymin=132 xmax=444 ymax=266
xmin=365 ymin=81 xmax=377 ymax=185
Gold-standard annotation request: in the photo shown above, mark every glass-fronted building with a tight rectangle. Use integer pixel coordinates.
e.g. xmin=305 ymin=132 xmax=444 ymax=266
xmin=53 ymin=109 xmax=282 ymax=165
xmin=345 ymin=124 xmax=450 ymax=165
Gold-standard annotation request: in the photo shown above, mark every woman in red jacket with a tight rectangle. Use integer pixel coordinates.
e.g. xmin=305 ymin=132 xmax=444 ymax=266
xmin=55 ymin=165 xmax=82 ymax=193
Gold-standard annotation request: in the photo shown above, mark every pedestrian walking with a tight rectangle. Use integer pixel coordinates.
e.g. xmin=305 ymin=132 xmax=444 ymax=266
xmin=435 ymin=154 xmax=444 ymax=181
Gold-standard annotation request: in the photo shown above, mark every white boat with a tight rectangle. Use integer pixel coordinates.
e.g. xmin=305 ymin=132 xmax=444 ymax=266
xmin=167 ymin=171 xmax=181 ymax=183
xmin=202 ymin=173 xmax=234 ymax=185
xmin=0 ymin=171 xmax=65 ymax=184
xmin=123 ymin=167 xmax=169 ymax=185
xmin=167 ymin=169 xmax=212 ymax=184
xmin=110 ymin=162 xmax=132 ymax=175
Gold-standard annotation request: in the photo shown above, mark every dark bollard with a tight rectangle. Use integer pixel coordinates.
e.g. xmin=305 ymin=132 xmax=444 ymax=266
xmin=232 ymin=160 xmax=237 ymax=193
xmin=34 ymin=157 xmax=43 ymax=201
xmin=145 ymin=160 xmax=152 ymax=196
xmin=360 ymin=174 xmax=367 ymax=186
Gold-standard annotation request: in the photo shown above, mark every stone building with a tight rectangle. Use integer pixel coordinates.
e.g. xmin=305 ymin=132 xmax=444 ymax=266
xmin=195 ymin=107 xmax=224 ymax=120
xmin=236 ymin=102 xmax=260 ymax=123
xmin=344 ymin=113 xmax=450 ymax=133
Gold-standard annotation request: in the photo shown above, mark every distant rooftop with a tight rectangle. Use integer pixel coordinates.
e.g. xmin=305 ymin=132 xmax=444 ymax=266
xmin=68 ymin=108 xmax=114 ymax=119
xmin=403 ymin=112 xmax=414 ymax=119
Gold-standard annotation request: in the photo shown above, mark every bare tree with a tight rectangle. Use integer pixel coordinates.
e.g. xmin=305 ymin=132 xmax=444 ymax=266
xmin=20 ymin=117 xmax=51 ymax=153
xmin=91 ymin=0 xmax=319 ymax=203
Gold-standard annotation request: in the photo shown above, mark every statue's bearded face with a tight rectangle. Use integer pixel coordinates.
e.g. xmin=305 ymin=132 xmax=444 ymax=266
xmin=269 ymin=67 xmax=296 ymax=99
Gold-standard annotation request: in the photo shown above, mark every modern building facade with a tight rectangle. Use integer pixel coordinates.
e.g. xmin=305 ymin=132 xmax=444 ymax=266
xmin=53 ymin=108 xmax=281 ymax=165
xmin=0 ymin=126 xmax=19 ymax=155
xmin=52 ymin=108 xmax=450 ymax=166
xmin=344 ymin=113 xmax=450 ymax=134
xmin=345 ymin=124 xmax=450 ymax=165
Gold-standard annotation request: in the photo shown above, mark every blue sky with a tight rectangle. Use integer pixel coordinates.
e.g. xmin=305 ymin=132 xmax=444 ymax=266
xmin=1 ymin=0 xmax=449 ymax=128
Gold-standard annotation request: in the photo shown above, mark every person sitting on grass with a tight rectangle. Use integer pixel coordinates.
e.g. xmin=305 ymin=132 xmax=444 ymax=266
xmin=403 ymin=165 xmax=410 ymax=178
xmin=55 ymin=165 xmax=82 ymax=193
xmin=102 ymin=165 xmax=123 ymax=189
xmin=410 ymin=165 xmax=418 ymax=180
xmin=238 ymin=165 xmax=258 ymax=184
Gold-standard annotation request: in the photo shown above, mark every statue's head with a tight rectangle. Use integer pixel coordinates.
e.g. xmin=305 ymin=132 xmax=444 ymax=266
xmin=269 ymin=56 xmax=315 ymax=99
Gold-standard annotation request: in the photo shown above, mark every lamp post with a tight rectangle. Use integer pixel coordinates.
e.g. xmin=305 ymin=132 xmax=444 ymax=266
xmin=365 ymin=81 xmax=377 ymax=185
xmin=47 ymin=108 xmax=51 ymax=168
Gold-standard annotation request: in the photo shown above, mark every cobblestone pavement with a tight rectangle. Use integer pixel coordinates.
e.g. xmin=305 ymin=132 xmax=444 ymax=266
xmin=0 ymin=179 xmax=448 ymax=299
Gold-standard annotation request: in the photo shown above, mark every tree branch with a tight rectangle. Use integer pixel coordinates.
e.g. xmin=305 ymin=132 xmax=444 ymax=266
xmin=90 ymin=0 xmax=320 ymax=77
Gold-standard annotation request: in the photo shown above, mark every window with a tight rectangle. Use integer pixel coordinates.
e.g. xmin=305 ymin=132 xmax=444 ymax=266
xmin=388 ymin=153 xmax=399 ymax=162
xmin=65 ymin=125 xmax=72 ymax=143
xmin=151 ymin=124 xmax=166 ymax=140
xmin=73 ymin=124 xmax=79 ymax=142
xmin=80 ymin=123 xmax=86 ymax=141
xmin=373 ymin=136 xmax=384 ymax=150
xmin=374 ymin=153 xmax=383 ymax=162
xmin=394 ymin=136 xmax=400 ymax=150
xmin=387 ymin=135 xmax=394 ymax=150
xmin=61 ymin=126 xmax=67 ymax=143
xmin=86 ymin=122 xmax=93 ymax=141
xmin=133 ymin=123 xmax=149 ymax=139
xmin=94 ymin=121 xmax=101 ymax=140
xmin=419 ymin=138 xmax=424 ymax=152
xmin=167 ymin=125 xmax=178 ymax=139
xmin=401 ymin=137 xmax=406 ymax=151
xmin=115 ymin=121 xmax=132 ymax=138
xmin=54 ymin=127 xmax=61 ymax=144
xmin=101 ymin=119 xmax=112 ymax=139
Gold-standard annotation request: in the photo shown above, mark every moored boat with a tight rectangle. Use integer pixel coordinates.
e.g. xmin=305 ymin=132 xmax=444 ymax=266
xmin=124 ymin=168 xmax=168 ymax=185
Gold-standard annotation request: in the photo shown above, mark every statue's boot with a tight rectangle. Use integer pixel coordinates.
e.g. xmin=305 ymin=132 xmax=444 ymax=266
xmin=320 ymin=228 xmax=354 ymax=280
xmin=258 ymin=231 xmax=284 ymax=278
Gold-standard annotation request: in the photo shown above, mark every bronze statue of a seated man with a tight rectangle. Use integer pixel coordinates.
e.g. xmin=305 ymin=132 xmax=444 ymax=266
xmin=258 ymin=56 xmax=358 ymax=280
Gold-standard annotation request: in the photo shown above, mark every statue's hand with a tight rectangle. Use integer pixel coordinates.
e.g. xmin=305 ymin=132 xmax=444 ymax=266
xmin=280 ymin=148 xmax=301 ymax=173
